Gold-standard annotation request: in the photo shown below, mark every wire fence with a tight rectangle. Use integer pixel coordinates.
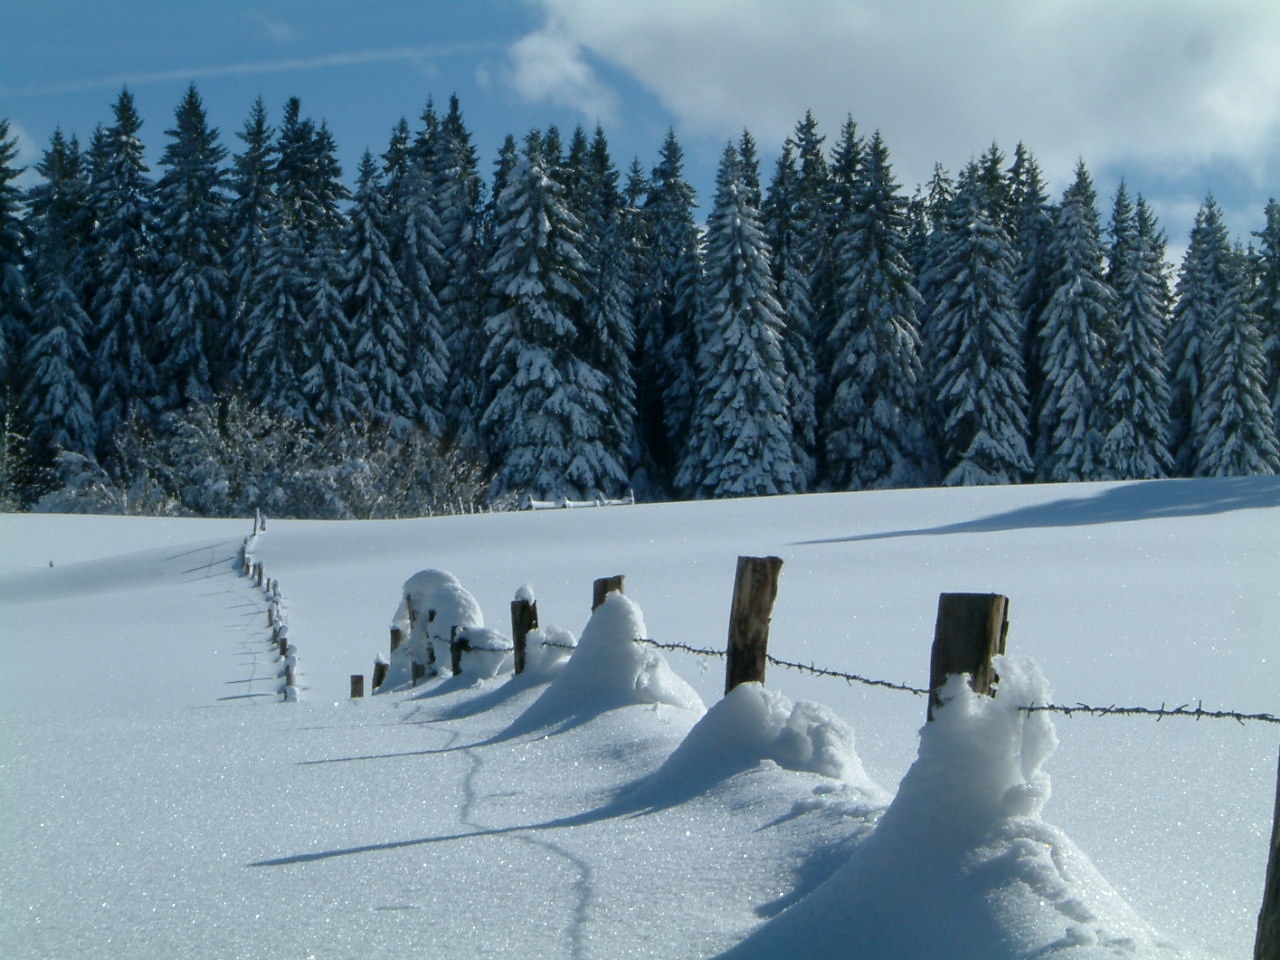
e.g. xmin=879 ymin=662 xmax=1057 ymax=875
xmin=616 ymin=637 xmax=1280 ymax=726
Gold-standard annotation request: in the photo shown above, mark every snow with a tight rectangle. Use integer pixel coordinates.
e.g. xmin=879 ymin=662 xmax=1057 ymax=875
xmin=503 ymin=593 xmax=704 ymax=738
xmin=1 ymin=477 xmax=1277 ymax=959
xmin=723 ymin=659 xmax=1183 ymax=958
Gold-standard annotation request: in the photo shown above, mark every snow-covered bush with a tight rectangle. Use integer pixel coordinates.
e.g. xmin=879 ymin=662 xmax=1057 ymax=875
xmin=30 ymin=395 xmax=496 ymax=519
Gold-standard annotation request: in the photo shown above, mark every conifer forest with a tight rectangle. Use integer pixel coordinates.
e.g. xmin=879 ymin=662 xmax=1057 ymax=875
xmin=1 ymin=87 xmax=1277 ymax=517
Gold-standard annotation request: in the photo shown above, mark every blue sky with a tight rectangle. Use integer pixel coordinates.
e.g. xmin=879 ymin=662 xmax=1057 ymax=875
xmin=3 ymin=0 xmax=1279 ymax=260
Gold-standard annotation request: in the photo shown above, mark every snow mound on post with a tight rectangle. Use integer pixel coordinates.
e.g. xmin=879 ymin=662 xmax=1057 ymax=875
xmin=452 ymin=626 xmax=513 ymax=680
xmin=504 ymin=593 xmax=704 ymax=737
xmin=719 ymin=657 xmax=1188 ymax=960
xmin=520 ymin=624 xmax=576 ymax=681
xmin=625 ymin=682 xmax=886 ymax=808
xmin=382 ymin=569 xmax=484 ymax=690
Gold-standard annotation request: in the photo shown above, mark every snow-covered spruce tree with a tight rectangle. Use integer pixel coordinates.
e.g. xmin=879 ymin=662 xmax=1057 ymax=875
xmin=225 ymin=98 xmax=275 ymax=392
xmin=1098 ymin=190 xmax=1173 ymax=479
xmin=576 ymin=125 xmax=639 ymax=485
xmin=384 ymin=115 xmax=449 ymax=436
xmin=239 ymin=99 xmax=310 ymax=419
xmin=1007 ymin=144 xmax=1056 ymax=445
xmin=824 ymin=130 xmax=930 ymax=490
xmin=21 ymin=130 xmax=97 ymax=466
xmin=480 ymin=131 xmax=626 ymax=501
xmin=85 ymin=88 xmax=159 ymax=453
xmin=298 ymin=121 xmax=364 ymax=427
xmin=907 ymin=164 xmax=954 ymax=281
xmin=975 ymin=143 xmax=1013 ymax=233
xmin=1191 ymin=245 xmax=1279 ymax=476
xmin=619 ymin=157 xmax=661 ymax=492
xmin=1167 ymin=196 xmax=1233 ymax=474
xmin=1034 ymin=161 xmax=1114 ymax=481
xmin=343 ymin=151 xmax=417 ymax=433
xmin=920 ymin=163 xmax=1033 ymax=485
xmin=763 ymin=143 xmax=818 ymax=488
xmin=787 ymin=112 xmax=835 ymax=389
xmin=153 ymin=85 xmax=229 ymax=408
xmin=816 ymin=118 xmax=865 ymax=449
xmin=0 ymin=119 xmax=32 ymax=415
xmin=430 ymin=97 xmax=486 ymax=451
xmin=1252 ymin=198 xmax=1280 ymax=430
xmin=676 ymin=143 xmax=800 ymax=499
xmin=637 ymin=129 xmax=702 ymax=489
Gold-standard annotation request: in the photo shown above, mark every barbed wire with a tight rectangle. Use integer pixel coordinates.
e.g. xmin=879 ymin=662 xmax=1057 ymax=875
xmin=1022 ymin=701 xmax=1280 ymax=725
xmin=533 ymin=635 xmax=1275 ymax=724
xmin=622 ymin=638 xmax=1275 ymax=725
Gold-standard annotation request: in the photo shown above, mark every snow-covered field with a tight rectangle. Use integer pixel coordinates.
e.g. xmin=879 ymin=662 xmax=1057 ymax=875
xmin=1 ymin=477 xmax=1277 ymax=959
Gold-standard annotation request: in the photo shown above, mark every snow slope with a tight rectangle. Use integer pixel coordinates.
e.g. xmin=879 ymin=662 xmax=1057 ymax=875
xmin=1 ymin=477 xmax=1277 ymax=959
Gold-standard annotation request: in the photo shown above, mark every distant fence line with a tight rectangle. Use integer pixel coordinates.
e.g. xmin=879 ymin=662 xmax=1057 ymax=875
xmin=239 ymin=510 xmax=299 ymax=702
xmin=524 ymin=492 xmax=637 ymax=511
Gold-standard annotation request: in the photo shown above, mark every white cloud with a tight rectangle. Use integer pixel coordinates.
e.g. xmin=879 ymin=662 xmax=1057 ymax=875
xmin=505 ymin=24 xmax=619 ymax=124
xmin=252 ymin=14 xmax=297 ymax=46
xmin=520 ymin=0 xmax=1280 ymax=195
xmin=4 ymin=119 xmax=43 ymax=190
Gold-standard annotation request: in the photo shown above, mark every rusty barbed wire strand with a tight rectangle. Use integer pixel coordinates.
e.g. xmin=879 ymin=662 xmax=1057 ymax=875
xmin=1021 ymin=701 xmax=1279 ymax=725
xmin=535 ymin=635 xmax=1275 ymax=723
xmin=622 ymin=638 xmax=1275 ymax=724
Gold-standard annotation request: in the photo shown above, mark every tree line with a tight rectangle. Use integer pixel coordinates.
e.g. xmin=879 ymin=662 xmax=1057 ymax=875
xmin=1 ymin=87 xmax=1277 ymax=516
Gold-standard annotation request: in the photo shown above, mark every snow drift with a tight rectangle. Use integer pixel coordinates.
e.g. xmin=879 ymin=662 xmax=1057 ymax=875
xmin=719 ymin=657 xmax=1188 ymax=959
xmin=624 ymin=681 xmax=887 ymax=809
xmin=503 ymin=593 xmax=705 ymax=737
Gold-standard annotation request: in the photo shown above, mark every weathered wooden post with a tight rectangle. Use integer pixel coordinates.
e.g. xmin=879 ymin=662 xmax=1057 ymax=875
xmin=592 ymin=575 xmax=625 ymax=611
xmin=450 ymin=626 xmax=469 ymax=676
xmin=390 ymin=625 xmax=405 ymax=654
xmin=927 ymin=592 xmax=1009 ymax=721
xmin=1257 ymin=745 xmax=1280 ymax=960
xmin=372 ymin=660 xmax=388 ymax=692
xmin=284 ymin=662 xmax=295 ymax=687
xmin=511 ymin=596 xmax=539 ymax=675
xmin=254 ymin=508 xmax=261 ymax=534
xmin=411 ymin=662 xmax=426 ymax=686
xmin=724 ymin=556 xmax=784 ymax=695
xmin=350 ymin=675 xmax=364 ymax=699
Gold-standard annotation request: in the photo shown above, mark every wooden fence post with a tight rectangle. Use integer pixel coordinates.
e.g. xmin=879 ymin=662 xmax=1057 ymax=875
xmin=390 ymin=626 xmax=405 ymax=654
xmin=724 ymin=556 xmax=783 ymax=695
xmin=592 ymin=575 xmax=625 ymax=611
xmin=350 ymin=675 xmax=364 ymax=699
xmin=411 ymin=662 xmax=426 ymax=686
xmin=372 ymin=659 xmax=388 ymax=691
xmin=1257 ymin=745 xmax=1280 ymax=960
xmin=450 ymin=626 xmax=470 ymax=676
xmin=927 ymin=592 xmax=1009 ymax=721
xmin=511 ymin=597 xmax=539 ymax=675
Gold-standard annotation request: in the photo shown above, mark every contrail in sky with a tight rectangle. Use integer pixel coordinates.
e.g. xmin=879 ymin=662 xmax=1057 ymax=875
xmin=0 ymin=42 xmax=500 ymax=98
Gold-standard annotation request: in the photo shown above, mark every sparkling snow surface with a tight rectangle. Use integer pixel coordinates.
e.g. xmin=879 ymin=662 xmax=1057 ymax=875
xmin=1 ymin=477 xmax=1277 ymax=959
